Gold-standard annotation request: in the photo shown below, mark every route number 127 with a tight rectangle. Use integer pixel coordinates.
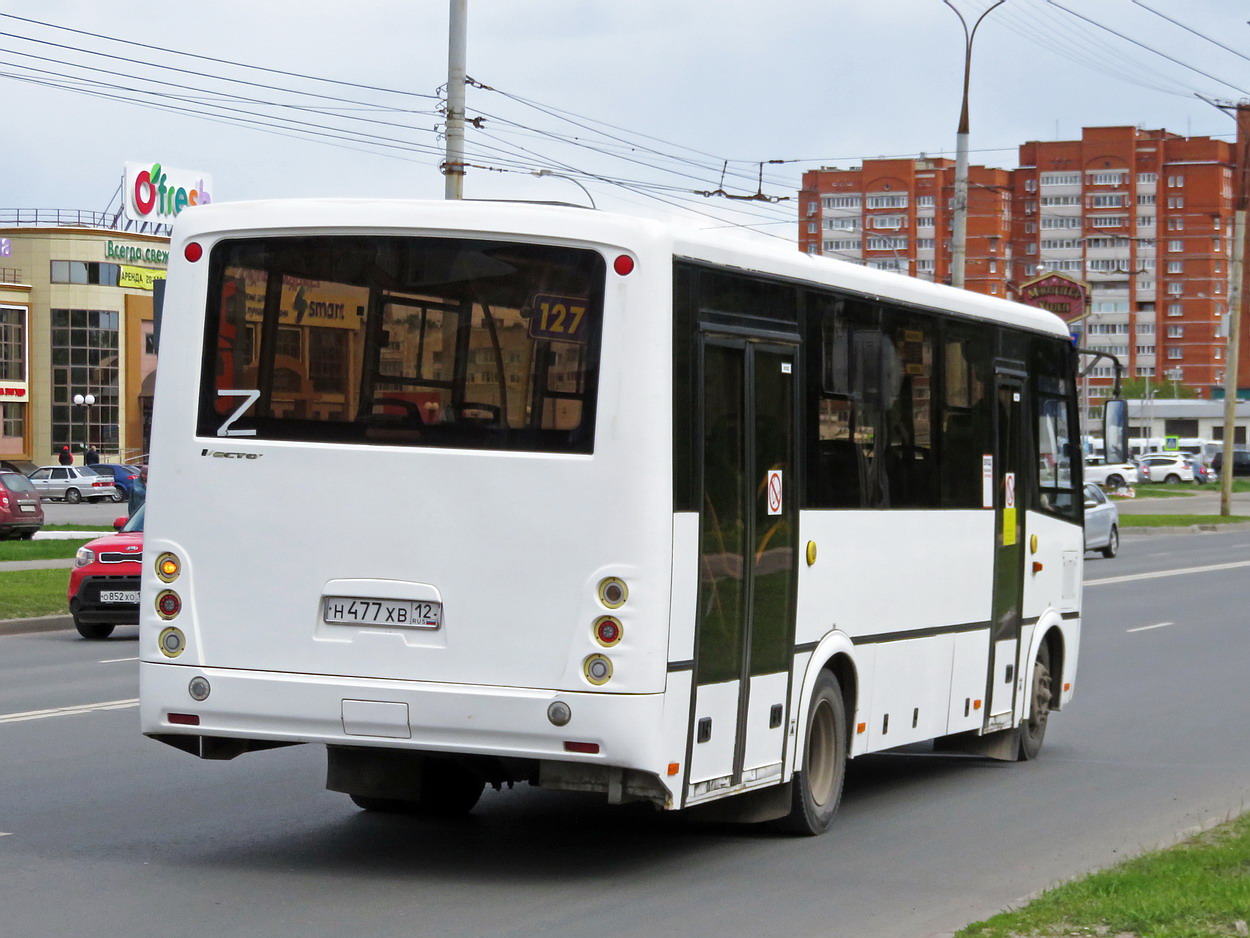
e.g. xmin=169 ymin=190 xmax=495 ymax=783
xmin=527 ymin=294 xmax=589 ymax=343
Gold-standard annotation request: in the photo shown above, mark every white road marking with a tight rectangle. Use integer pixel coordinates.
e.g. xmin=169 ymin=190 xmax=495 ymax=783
xmin=1087 ymin=559 xmax=1250 ymax=587
xmin=0 ymin=832 xmax=11 ymax=837
xmin=98 ymin=656 xmax=139 ymax=663
xmin=0 ymin=698 xmax=139 ymax=724
xmin=1127 ymin=621 xmax=1174 ymax=633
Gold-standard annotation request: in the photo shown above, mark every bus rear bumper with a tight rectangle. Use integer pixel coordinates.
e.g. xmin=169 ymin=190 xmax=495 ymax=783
xmin=139 ymin=660 xmax=674 ymax=774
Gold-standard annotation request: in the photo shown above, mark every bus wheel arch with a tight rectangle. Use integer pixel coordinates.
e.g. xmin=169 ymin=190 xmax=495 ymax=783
xmin=1018 ymin=625 xmax=1063 ymax=761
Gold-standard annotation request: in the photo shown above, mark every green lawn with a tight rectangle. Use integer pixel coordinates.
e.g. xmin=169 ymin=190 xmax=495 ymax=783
xmin=0 ymin=539 xmax=91 ymax=562
xmin=0 ymin=568 xmax=70 ymax=619
xmin=1119 ymin=514 xmax=1250 ymax=527
xmin=957 ymin=813 xmax=1250 ymax=937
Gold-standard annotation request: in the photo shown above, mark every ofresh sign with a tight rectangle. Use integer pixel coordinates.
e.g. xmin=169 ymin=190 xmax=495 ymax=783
xmin=124 ymin=162 xmax=213 ymax=225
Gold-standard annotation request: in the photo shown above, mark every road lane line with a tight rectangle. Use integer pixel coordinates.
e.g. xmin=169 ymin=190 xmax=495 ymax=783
xmin=1086 ymin=559 xmax=1250 ymax=587
xmin=1127 ymin=621 xmax=1174 ymax=633
xmin=0 ymin=698 xmax=139 ymax=724
xmin=98 ymin=656 xmax=139 ymax=663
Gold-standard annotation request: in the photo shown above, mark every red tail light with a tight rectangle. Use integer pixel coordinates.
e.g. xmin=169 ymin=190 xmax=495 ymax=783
xmin=563 ymin=741 xmax=600 ymax=754
xmin=168 ymin=713 xmax=200 ymax=726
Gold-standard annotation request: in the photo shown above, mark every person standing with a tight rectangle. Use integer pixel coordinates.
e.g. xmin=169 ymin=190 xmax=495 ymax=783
xmin=84 ymin=444 xmax=100 ymax=466
xmin=58 ymin=445 xmax=73 ymax=466
xmin=128 ymin=465 xmax=147 ymax=515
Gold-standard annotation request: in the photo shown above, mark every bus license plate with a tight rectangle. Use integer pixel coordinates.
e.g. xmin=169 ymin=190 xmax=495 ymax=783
xmin=323 ymin=596 xmax=442 ymax=630
xmin=100 ymin=590 xmax=139 ymax=603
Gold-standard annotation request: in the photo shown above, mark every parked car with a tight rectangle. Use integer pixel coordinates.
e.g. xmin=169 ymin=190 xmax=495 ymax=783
xmin=26 ymin=465 xmax=120 ymax=503
xmin=83 ymin=463 xmax=139 ymax=501
xmin=1184 ymin=456 xmax=1215 ymax=484
xmin=1083 ymin=456 xmax=1138 ymax=490
xmin=0 ymin=471 xmax=44 ymax=539
xmin=1211 ymin=450 xmax=1250 ymax=477
xmin=1083 ymin=482 xmax=1119 ymax=558
xmin=67 ymin=505 xmax=144 ymax=639
xmin=1135 ymin=453 xmax=1194 ymax=484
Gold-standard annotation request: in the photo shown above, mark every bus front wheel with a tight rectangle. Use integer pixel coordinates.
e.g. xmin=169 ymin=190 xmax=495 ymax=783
xmin=1017 ymin=644 xmax=1052 ymax=761
xmin=781 ymin=670 xmax=847 ymax=836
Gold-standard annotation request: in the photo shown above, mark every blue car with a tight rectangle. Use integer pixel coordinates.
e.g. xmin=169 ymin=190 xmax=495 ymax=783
xmin=85 ymin=463 xmax=141 ymax=501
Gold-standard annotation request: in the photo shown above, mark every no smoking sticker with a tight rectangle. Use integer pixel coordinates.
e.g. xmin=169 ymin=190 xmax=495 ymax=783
xmin=766 ymin=469 xmax=784 ymax=515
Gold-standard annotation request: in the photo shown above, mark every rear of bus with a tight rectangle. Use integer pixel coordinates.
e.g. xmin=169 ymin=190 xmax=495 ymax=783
xmin=139 ymin=200 xmax=685 ymax=812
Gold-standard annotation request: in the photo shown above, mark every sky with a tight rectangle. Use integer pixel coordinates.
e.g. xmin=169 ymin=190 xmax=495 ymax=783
xmin=1 ymin=0 xmax=1248 ymax=242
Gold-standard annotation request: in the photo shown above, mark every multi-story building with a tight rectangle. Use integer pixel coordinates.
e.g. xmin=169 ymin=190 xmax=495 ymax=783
xmin=799 ymin=158 xmax=1013 ymax=297
xmin=798 ymin=126 xmax=1248 ymax=405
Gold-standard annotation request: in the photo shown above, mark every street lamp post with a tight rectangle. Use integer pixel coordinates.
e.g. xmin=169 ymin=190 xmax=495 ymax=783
xmin=72 ymin=392 xmax=95 ymax=458
xmin=943 ymin=0 xmax=1005 ymax=290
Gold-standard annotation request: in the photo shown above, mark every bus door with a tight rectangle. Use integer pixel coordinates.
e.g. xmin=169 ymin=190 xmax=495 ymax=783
xmin=689 ymin=334 xmax=798 ymax=796
xmin=988 ymin=374 xmax=1025 ymax=726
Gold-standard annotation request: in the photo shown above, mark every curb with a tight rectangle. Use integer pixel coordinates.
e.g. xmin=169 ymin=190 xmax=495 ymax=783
xmin=0 ymin=614 xmax=73 ymax=637
xmin=1123 ymin=522 xmax=1250 ymax=535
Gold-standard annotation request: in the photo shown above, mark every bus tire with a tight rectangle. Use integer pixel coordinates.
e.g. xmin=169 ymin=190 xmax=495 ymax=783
xmin=781 ymin=670 xmax=846 ymax=836
xmin=416 ymin=760 xmax=485 ymax=816
xmin=1017 ymin=644 xmax=1052 ymax=761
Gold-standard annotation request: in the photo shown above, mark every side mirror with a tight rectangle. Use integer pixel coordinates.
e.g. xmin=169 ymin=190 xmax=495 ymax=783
xmin=113 ymin=516 xmax=127 ymax=531
xmin=1103 ymin=399 xmax=1129 ymax=465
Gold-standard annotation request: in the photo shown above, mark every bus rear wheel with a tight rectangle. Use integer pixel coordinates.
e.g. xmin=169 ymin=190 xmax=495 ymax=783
xmin=348 ymin=760 xmax=485 ymax=817
xmin=1017 ymin=644 xmax=1052 ymax=761
xmin=780 ymin=670 xmax=846 ymax=836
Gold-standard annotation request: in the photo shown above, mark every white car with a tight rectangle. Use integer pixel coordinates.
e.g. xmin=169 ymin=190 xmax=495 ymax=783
xmin=1135 ymin=453 xmax=1194 ymax=485
xmin=1083 ymin=456 xmax=1137 ymax=490
xmin=1083 ymin=483 xmax=1119 ymax=558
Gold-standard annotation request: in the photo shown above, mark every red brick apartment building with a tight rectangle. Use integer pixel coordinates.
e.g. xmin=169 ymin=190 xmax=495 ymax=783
xmin=799 ymin=126 xmax=1250 ymax=402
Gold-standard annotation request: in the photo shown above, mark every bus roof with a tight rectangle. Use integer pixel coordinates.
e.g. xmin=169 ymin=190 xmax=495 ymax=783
xmin=173 ymin=198 xmax=1070 ymax=340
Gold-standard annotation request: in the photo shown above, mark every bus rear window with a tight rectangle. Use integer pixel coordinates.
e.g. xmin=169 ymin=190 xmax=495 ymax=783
xmin=198 ymin=236 xmax=605 ymax=453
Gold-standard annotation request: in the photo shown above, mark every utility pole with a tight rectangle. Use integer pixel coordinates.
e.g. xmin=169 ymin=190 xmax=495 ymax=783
xmin=444 ymin=0 xmax=468 ymax=200
xmin=943 ymin=0 xmax=1004 ymax=290
xmin=1219 ymin=101 xmax=1249 ymax=516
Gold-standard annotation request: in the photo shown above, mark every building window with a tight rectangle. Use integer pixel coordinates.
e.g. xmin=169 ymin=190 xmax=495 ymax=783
xmin=1138 ymin=215 xmax=1155 ymax=227
xmin=1167 ymin=282 xmax=1182 ymax=295
xmin=1167 ymin=196 xmax=1184 ymax=209
xmin=50 ymin=261 xmax=121 ymax=286
xmin=916 ymin=195 xmax=935 ymax=207
xmin=1024 ymin=179 xmax=1037 ymax=192
xmin=1136 ymin=366 xmax=1155 ymax=376
xmin=1040 ymin=172 xmax=1081 ymax=185
xmin=1167 ymin=325 xmax=1183 ymax=338
xmin=1136 ymin=323 xmax=1155 ymax=335
xmin=824 ymin=196 xmax=861 ymax=209
xmin=1090 ymin=215 xmax=1127 ymax=228
xmin=1042 ymin=195 xmax=1080 ymax=206
xmin=1167 ymin=347 xmax=1183 ymax=360
xmin=1137 ymin=194 xmax=1156 ymax=205
xmin=1167 ymin=261 xmax=1183 ymax=274
xmin=1167 ymin=217 xmax=1184 ymax=230
xmin=916 ymin=216 xmax=935 ymax=227
xmin=50 ymin=309 xmax=120 ymax=450
xmin=869 ymin=215 xmax=905 ymax=229
xmin=866 ymin=194 xmax=908 ymax=209
xmin=1168 ymin=240 xmax=1183 ymax=252
xmin=1167 ymin=302 xmax=1183 ymax=316
xmin=828 ymin=218 xmax=859 ymax=231
xmin=1090 ymin=171 xmax=1127 ymax=185
xmin=1090 ymin=194 xmax=1126 ymax=207
xmin=0 ymin=306 xmax=25 ymax=381
xmin=1167 ymin=175 xmax=1185 ymax=187
xmin=1137 ymin=173 xmax=1157 ymax=184
xmin=916 ymin=238 xmax=936 ymax=250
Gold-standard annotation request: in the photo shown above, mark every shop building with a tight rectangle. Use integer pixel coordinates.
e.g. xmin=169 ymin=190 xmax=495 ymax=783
xmin=0 ymin=214 xmax=167 ymax=470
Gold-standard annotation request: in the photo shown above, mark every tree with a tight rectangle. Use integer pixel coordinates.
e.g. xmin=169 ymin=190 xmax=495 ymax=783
xmin=1114 ymin=377 xmax=1197 ymax=400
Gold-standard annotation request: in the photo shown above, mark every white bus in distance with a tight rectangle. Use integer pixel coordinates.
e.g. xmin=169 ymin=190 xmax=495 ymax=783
xmin=140 ymin=199 xmax=1088 ymax=835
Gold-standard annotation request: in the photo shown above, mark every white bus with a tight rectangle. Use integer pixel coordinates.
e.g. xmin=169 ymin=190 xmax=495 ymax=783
xmin=140 ymin=199 xmax=1086 ymax=835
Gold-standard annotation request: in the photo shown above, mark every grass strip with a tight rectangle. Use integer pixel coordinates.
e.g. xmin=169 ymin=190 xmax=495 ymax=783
xmin=1119 ymin=514 xmax=1250 ymax=527
xmin=0 ymin=569 xmax=70 ymax=619
xmin=957 ymin=813 xmax=1250 ymax=937
xmin=1118 ymin=485 xmax=1201 ymax=499
xmin=41 ymin=523 xmax=113 ymax=532
xmin=0 ymin=539 xmax=90 ymax=562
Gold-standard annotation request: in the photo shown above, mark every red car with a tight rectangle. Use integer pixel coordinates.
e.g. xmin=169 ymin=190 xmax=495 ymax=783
xmin=0 ymin=470 xmax=44 ymax=539
xmin=68 ymin=506 xmax=144 ymax=639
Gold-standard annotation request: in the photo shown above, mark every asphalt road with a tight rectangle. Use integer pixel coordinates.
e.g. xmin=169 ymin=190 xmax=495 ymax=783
xmin=2 ymin=528 xmax=1249 ymax=938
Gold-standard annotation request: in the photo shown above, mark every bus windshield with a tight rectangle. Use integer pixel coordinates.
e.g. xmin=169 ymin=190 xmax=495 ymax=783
xmin=198 ymin=236 xmax=605 ymax=453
